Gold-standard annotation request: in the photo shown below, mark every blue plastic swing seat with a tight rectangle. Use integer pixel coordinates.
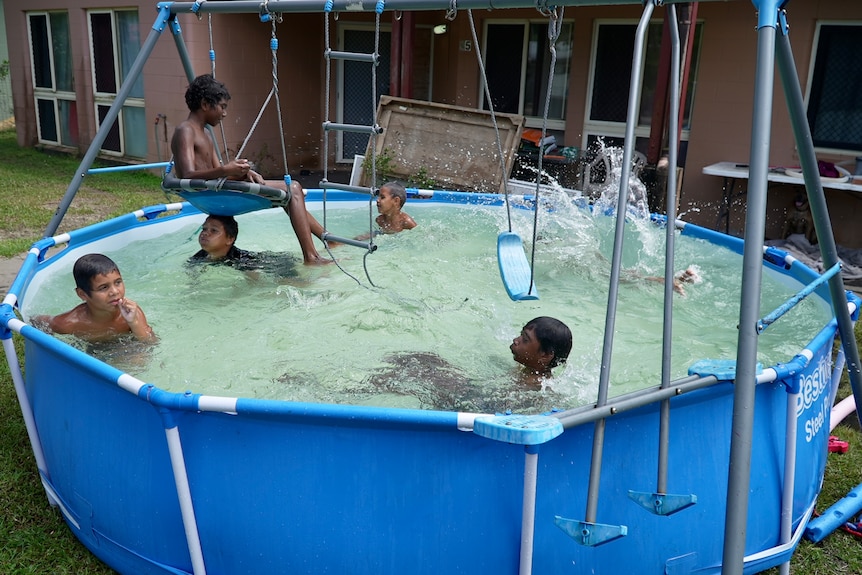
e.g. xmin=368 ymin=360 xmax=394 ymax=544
xmin=497 ymin=231 xmax=539 ymax=301
xmin=174 ymin=189 xmax=276 ymax=216
xmin=162 ymin=176 xmax=289 ymax=217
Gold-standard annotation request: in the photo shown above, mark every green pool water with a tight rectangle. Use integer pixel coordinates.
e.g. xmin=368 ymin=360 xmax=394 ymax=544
xmin=25 ymin=196 xmax=832 ymax=414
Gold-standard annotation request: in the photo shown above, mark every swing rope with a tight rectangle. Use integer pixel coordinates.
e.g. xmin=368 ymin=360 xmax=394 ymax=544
xmin=235 ymin=3 xmax=290 ymax=185
xmin=468 ymin=7 xmax=545 ymax=300
xmin=527 ymin=6 xmax=565 ymax=293
xmin=206 ymin=12 xmax=230 ymax=162
xmin=466 ymin=9 xmax=512 ymax=233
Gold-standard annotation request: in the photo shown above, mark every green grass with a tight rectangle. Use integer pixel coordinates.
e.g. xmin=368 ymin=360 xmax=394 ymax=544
xmin=1 ymin=126 xmax=862 ymax=573
xmin=0 ymin=128 xmax=165 ymax=257
xmin=1 ymin=335 xmax=117 ymax=574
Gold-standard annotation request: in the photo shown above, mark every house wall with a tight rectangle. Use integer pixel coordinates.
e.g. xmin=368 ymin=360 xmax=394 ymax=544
xmin=681 ymin=0 xmax=862 ymax=245
xmin=4 ymin=1 xmax=862 ymax=243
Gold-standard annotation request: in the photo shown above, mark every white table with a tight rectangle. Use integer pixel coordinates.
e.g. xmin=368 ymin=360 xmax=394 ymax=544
xmin=702 ymin=161 xmax=862 ymax=233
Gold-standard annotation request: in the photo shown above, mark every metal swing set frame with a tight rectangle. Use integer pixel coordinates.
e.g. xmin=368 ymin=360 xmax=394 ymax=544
xmin=36 ymin=2 xmax=862 ymax=574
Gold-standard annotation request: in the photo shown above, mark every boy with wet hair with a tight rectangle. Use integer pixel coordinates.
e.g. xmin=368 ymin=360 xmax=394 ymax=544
xmin=32 ymin=254 xmax=157 ymax=343
xmin=376 ymin=182 xmax=417 ymax=233
xmin=171 ymin=74 xmax=330 ymax=264
xmin=510 ymin=316 xmax=572 ymax=387
xmin=188 ymin=214 xmax=259 ymax=270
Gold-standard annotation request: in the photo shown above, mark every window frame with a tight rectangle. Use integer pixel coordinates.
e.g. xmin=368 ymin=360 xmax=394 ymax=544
xmin=87 ymin=8 xmax=145 ymax=158
xmin=335 ymin=22 xmax=394 ymax=164
xmin=480 ymin=18 xmax=574 ymax=131
xmin=27 ymin=10 xmax=77 ymax=148
xmin=583 ymin=18 xmax=701 ymax=154
xmin=803 ymin=20 xmax=862 ymax=155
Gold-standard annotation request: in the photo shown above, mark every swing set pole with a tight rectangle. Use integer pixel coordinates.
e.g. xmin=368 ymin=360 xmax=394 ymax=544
xmin=44 ymin=6 xmax=171 ymax=238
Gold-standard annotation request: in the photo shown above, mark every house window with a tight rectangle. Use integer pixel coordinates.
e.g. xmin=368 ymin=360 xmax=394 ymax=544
xmin=28 ymin=11 xmax=77 ymax=147
xmin=482 ymin=20 xmax=573 ymax=130
xmin=88 ymin=9 xmax=145 ymax=158
xmin=585 ymin=20 xmax=702 ymax=153
xmin=806 ymin=23 xmax=862 ymax=153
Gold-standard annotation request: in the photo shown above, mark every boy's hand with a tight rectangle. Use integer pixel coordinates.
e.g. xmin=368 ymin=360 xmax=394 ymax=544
xmin=118 ymin=298 xmax=158 ymax=343
xmin=225 ymin=158 xmax=252 ymax=179
xmin=117 ymin=298 xmax=141 ymax=324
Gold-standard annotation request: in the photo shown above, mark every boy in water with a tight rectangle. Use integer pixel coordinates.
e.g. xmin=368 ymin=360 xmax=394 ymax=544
xmin=643 ymin=266 xmax=701 ymax=296
xmin=510 ymin=316 xmax=572 ymax=388
xmin=170 ymin=74 xmax=329 ymax=264
xmin=189 ymin=214 xmax=252 ymax=265
xmin=32 ymin=254 xmax=157 ymax=343
xmin=376 ymin=182 xmax=417 ymax=233
xmin=188 ymin=214 xmax=300 ymax=281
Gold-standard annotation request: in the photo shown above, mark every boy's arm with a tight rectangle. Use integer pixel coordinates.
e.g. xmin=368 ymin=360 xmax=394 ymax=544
xmin=32 ymin=310 xmax=78 ymax=335
xmin=401 ymin=212 xmax=417 ymax=230
xmin=30 ymin=314 xmax=55 ymax=333
xmin=118 ymin=298 xmax=158 ymax=343
xmin=171 ymin=123 xmax=250 ymax=181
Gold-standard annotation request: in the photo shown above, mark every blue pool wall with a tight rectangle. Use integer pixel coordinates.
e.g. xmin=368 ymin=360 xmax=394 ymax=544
xmin=1 ymin=192 xmax=848 ymax=574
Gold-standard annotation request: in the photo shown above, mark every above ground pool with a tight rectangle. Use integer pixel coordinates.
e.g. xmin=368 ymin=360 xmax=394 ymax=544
xmin=4 ymin=1 xmax=862 ymax=573
xmin=0 ymin=189 xmax=853 ymax=574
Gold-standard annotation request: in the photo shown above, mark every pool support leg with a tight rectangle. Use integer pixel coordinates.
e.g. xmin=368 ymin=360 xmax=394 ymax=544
xmin=159 ymin=408 xmax=207 ymax=575
xmin=582 ymin=0 xmax=654 ymax=545
xmin=1 ymin=317 xmax=54 ymax=505
xmin=472 ymin=414 xmax=563 ymax=574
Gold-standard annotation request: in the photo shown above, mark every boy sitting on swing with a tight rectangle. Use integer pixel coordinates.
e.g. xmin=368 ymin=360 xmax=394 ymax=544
xmin=171 ymin=74 xmax=330 ymax=265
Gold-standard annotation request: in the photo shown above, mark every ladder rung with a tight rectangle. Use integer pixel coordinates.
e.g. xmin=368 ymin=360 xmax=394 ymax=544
xmin=322 ymin=121 xmax=383 ymax=135
xmin=325 ymin=49 xmax=378 ymax=64
xmin=321 ymin=232 xmax=377 ymax=251
xmin=320 ymin=181 xmax=376 ymax=195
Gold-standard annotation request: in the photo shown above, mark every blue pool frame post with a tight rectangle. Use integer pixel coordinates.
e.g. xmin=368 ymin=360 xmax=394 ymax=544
xmin=473 ymin=414 xmax=564 ymax=575
xmin=0 ymin=323 xmax=53 ymax=505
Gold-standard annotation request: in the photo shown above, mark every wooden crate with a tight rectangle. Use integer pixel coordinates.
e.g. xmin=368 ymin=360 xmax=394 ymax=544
xmin=362 ymin=96 xmax=525 ymax=193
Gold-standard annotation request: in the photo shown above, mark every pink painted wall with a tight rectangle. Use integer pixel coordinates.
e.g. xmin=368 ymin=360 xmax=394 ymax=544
xmin=5 ymin=0 xmax=862 ymax=243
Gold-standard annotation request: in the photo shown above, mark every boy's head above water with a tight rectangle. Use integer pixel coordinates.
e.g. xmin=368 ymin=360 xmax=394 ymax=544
xmin=73 ymin=253 xmax=121 ymax=296
xmin=198 ymin=215 xmax=239 ymax=258
xmin=510 ymin=316 xmax=572 ymax=376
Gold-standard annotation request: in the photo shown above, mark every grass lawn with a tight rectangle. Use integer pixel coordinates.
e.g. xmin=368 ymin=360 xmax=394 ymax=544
xmin=1 ymin=126 xmax=862 ymax=573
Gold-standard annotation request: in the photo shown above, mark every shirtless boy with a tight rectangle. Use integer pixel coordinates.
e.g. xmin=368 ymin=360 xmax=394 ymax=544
xmin=510 ymin=316 xmax=572 ymax=389
xmin=170 ymin=74 xmax=329 ymax=264
xmin=375 ymin=182 xmax=417 ymax=233
xmin=32 ymin=254 xmax=157 ymax=343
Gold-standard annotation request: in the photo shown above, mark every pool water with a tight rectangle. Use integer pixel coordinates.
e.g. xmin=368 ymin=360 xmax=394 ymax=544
xmin=25 ymin=195 xmax=832 ymax=413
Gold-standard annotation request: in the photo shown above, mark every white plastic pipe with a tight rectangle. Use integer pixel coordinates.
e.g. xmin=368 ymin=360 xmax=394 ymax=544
xmin=519 ymin=449 xmax=539 ymax=575
xmin=831 ymin=395 xmax=857 ymax=432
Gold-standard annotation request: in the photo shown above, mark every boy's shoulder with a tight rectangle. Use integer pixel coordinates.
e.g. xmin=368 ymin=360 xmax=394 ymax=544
xmin=42 ymin=304 xmax=90 ymax=334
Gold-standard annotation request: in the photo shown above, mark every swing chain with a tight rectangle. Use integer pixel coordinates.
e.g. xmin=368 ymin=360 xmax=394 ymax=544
xmin=192 ymin=0 xmax=206 ymax=20
xmin=446 ymin=0 xmax=458 ymax=21
xmin=259 ymin=0 xmax=283 ymax=24
xmin=535 ymin=0 xmax=554 ymax=18
xmin=546 ymin=6 xmax=563 ymax=41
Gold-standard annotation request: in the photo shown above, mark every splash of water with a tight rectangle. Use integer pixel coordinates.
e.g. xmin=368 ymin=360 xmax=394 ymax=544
xmin=589 ymin=140 xmax=650 ymax=220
